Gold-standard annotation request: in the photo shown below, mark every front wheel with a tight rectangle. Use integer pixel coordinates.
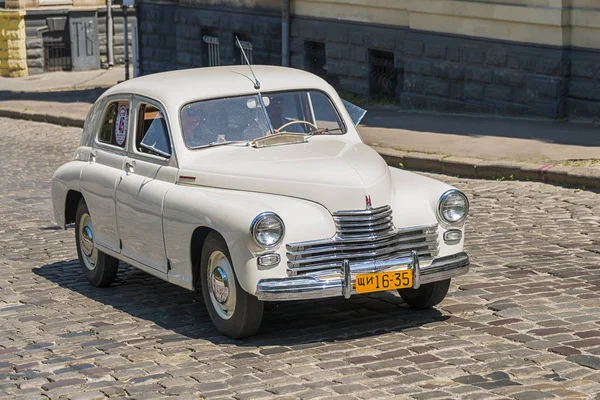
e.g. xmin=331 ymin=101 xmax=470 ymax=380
xmin=75 ymin=199 xmax=119 ymax=287
xmin=398 ymin=279 xmax=451 ymax=309
xmin=200 ymin=232 xmax=264 ymax=339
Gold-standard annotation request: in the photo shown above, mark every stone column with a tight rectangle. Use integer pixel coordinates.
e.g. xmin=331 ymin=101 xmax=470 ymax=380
xmin=0 ymin=10 xmax=29 ymax=77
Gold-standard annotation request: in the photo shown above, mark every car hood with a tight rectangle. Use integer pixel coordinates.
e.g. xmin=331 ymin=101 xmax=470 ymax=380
xmin=177 ymin=138 xmax=393 ymax=212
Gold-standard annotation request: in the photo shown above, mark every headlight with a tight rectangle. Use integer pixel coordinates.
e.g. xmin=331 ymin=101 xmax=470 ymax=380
xmin=250 ymin=212 xmax=285 ymax=248
xmin=437 ymin=189 xmax=469 ymax=226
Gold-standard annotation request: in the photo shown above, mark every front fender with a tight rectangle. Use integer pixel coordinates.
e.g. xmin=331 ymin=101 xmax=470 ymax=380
xmin=389 ymin=167 xmax=466 ymax=257
xmin=51 ymin=160 xmax=84 ymax=228
xmin=162 ymin=185 xmax=336 ymax=293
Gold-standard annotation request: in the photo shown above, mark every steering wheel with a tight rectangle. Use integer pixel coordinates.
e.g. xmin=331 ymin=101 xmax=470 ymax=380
xmin=277 ymin=120 xmax=318 ymax=134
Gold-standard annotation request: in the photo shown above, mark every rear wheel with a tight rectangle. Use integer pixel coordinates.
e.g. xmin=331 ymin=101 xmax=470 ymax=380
xmin=200 ymin=232 xmax=264 ymax=339
xmin=398 ymin=279 xmax=451 ymax=309
xmin=75 ymin=199 xmax=119 ymax=287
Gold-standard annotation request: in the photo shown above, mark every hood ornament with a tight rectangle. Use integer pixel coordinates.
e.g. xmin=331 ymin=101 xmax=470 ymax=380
xmin=365 ymin=195 xmax=372 ymax=209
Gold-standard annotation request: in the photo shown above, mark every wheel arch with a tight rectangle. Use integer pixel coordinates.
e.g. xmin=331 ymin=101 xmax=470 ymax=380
xmin=65 ymin=190 xmax=84 ymax=225
xmin=190 ymin=226 xmax=226 ymax=290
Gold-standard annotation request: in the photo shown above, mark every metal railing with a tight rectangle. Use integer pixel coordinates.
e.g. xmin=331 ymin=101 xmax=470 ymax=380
xmin=43 ymin=39 xmax=72 ymax=72
xmin=369 ymin=51 xmax=397 ymax=100
xmin=202 ymin=35 xmax=220 ymax=67
xmin=235 ymin=39 xmax=253 ymax=64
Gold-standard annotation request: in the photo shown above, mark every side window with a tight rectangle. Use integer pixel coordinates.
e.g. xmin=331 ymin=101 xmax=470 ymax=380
xmin=136 ymin=104 xmax=171 ymax=158
xmin=309 ymin=91 xmax=343 ymax=131
xmin=98 ymin=101 xmax=129 ymax=148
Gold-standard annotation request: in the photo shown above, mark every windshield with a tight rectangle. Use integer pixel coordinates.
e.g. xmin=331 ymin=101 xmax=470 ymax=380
xmin=180 ymin=90 xmax=346 ymax=149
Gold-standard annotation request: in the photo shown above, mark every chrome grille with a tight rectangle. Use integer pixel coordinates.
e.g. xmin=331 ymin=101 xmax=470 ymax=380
xmin=287 ymin=206 xmax=439 ymax=275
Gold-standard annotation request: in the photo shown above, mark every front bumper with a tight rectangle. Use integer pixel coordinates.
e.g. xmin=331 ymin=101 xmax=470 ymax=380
xmin=256 ymin=252 xmax=469 ymax=301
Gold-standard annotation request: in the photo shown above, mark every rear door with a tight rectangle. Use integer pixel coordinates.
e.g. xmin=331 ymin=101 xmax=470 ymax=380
xmin=80 ymin=96 xmax=131 ymax=253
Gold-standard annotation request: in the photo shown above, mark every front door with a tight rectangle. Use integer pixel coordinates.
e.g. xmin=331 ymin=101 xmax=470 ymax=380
xmin=80 ymin=97 xmax=131 ymax=253
xmin=115 ymin=99 xmax=177 ymax=272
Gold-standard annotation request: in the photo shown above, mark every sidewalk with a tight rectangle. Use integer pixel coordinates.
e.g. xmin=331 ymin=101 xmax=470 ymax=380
xmin=1 ymin=68 xmax=599 ymax=188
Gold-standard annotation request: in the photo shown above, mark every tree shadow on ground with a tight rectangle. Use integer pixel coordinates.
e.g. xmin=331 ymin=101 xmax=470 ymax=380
xmin=33 ymin=259 xmax=448 ymax=348
xmin=361 ymin=109 xmax=600 ymax=147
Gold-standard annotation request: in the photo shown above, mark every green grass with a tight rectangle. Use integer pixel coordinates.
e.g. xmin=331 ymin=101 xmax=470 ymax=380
xmin=561 ymin=159 xmax=600 ymax=168
xmin=340 ymin=91 xmax=399 ymax=108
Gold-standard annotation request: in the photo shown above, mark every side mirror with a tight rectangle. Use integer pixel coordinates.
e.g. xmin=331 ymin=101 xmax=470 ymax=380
xmin=342 ymin=99 xmax=367 ymax=127
xmin=246 ymin=96 xmax=271 ymax=109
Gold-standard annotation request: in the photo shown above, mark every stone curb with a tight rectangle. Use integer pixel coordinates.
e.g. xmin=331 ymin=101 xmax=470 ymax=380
xmin=0 ymin=108 xmax=85 ymax=128
xmin=373 ymin=147 xmax=600 ymax=189
xmin=2 ymin=106 xmax=598 ymax=189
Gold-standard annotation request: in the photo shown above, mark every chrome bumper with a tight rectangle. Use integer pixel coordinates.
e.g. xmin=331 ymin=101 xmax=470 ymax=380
xmin=255 ymin=252 xmax=469 ymax=301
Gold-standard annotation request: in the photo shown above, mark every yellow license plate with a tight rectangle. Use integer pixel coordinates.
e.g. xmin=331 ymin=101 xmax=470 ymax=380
xmin=355 ymin=270 xmax=413 ymax=294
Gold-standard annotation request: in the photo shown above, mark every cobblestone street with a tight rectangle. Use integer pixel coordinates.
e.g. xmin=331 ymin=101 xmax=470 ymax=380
xmin=1 ymin=117 xmax=600 ymax=399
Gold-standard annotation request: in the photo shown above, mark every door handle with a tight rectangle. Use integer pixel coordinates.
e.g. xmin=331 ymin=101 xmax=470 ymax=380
xmin=90 ymin=150 xmax=97 ymax=163
xmin=125 ymin=160 xmax=136 ymax=173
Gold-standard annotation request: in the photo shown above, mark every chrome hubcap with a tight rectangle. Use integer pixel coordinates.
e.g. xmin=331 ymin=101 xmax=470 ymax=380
xmin=207 ymin=251 xmax=236 ymax=320
xmin=78 ymin=213 xmax=98 ymax=271
xmin=81 ymin=226 xmax=94 ymax=257
xmin=211 ymin=266 xmax=229 ymax=304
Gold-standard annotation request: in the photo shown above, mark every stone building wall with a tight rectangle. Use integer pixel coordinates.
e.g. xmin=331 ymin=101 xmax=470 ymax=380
xmin=136 ymin=0 xmax=600 ymax=120
xmin=0 ymin=10 xmax=28 ymax=77
xmin=138 ymin=1 xmax=280 ymax=75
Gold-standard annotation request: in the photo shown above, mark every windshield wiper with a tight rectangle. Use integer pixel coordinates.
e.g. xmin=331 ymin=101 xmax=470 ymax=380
xmin=306 ymin=127 xmax=345 ymax=136
xmin=191 ymin=140 xmax=248 ymax=150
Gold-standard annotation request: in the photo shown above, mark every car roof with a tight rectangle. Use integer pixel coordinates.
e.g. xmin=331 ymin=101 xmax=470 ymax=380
xmin=100 ymin=65 xmax=334 ymax=110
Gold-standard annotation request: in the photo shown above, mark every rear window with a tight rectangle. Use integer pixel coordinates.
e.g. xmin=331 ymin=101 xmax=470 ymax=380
xmin=98 ymin=101 xmax=129 ymax=148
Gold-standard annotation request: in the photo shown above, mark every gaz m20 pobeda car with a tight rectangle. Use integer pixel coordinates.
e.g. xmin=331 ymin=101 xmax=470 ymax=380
xmin=51 ymin=65 xmax=470 ymax=338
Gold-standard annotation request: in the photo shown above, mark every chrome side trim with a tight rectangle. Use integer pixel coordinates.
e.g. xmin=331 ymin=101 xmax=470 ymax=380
xmin=256 ymin=252 xmax=470 ymax=301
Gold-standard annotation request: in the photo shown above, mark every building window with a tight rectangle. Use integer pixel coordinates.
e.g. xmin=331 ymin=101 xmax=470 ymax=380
xmin=234 ymin=33 xmax=253 ymax=64
xmin=43 ymin=32 xmax=72 ymax=72
xmin=369 ymin=49 xmax=397 ymax=102
xmin=202 ymin=35 xmax=220 ymax=67
xmin=304 ymin=41 xmax=327 ymax=79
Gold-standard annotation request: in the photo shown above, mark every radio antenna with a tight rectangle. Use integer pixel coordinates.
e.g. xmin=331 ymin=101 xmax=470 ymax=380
xmin=236 ymin=36 xmax=260 ymax=90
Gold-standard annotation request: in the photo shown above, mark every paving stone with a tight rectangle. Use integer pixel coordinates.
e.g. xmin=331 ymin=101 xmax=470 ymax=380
xmin=68 ymin=391 xmax=107 ymax=400
xmin=566 ymin=355 xmax=600 ymax=370
xmin=548 ymin=346 xmax=581 ymax=356
xmin=41 ymin=378 xmax=87 ymax=391
xmin=512 ymin=390 xmax=556 ymax=399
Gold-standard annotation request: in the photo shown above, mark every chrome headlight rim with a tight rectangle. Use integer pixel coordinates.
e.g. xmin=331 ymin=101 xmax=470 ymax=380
xmin=437 ymin=189 xmax=469 ymax=227
xmin=250 ymin=212 xmax=285 ymax=249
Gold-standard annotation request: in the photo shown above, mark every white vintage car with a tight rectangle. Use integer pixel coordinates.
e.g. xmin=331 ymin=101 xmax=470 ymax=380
xmin=52 ymin=65 xmax=470 ymax=338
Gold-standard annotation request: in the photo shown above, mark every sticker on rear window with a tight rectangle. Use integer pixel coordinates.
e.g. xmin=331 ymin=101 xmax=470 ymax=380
xmin=115 ymin=105 xmax=128 ymax=146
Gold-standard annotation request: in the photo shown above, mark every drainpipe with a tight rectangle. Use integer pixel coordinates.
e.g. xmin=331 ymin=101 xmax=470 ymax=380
xmin=123 ymin=3 xmax=129 ymax=80
xmin=281 ymin=0 xmax=290 ymax=67
xmin=106 ymin=0 xmax=114 ymax=68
